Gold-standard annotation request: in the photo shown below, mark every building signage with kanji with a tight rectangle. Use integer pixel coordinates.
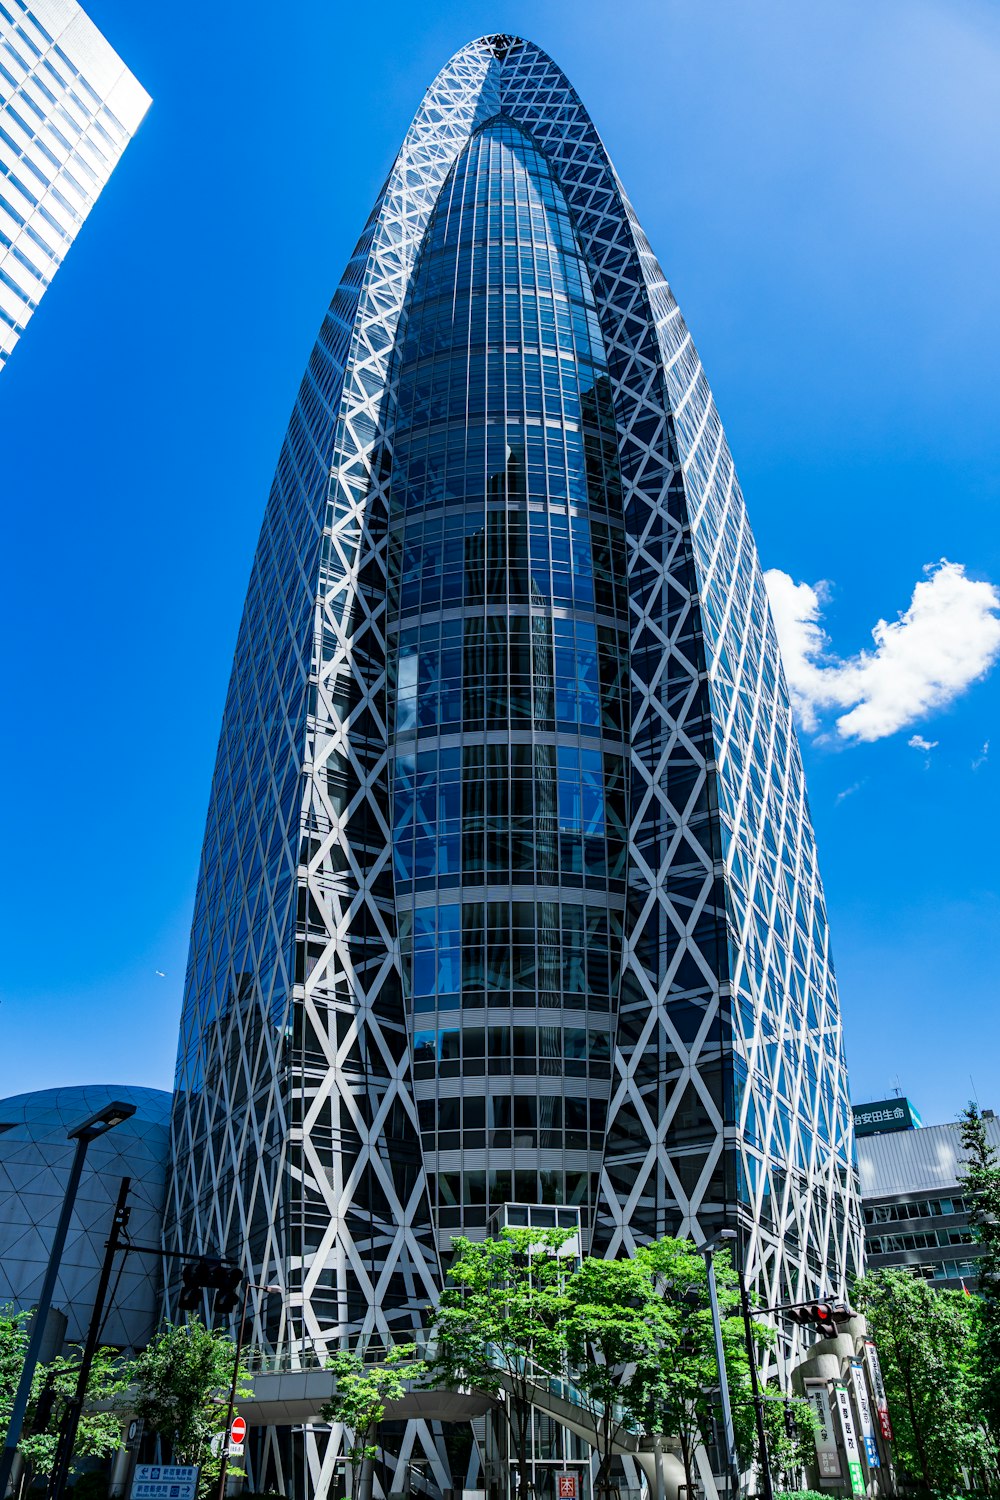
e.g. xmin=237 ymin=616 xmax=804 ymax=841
xmin=863 ymin=1338 xmax=894 ymax=1442
xmin=804 ymin=1380 xmax=842 ymax=1484
xmin=852 ymin=1097 xmax=921 ymax=1137
xmin=832 ymin=1380 xmax=866 ymax=1496
xmin=849 ymin=1360 xmax=880 ymax=1468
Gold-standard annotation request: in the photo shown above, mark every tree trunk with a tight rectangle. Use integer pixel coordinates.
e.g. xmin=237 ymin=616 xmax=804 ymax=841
xmin=594 ymin=1403 xmax=612 ymax=1500
xmin=510 ymin=1399 xmax=532 ymax=1500
xmin=594 ymin=1452 xmax=613 ymax=1500
xmin=900 ymin=1363 xmax=932 ymax=1492
xmin=679 ymin=1432 xmax=695 ymax=1500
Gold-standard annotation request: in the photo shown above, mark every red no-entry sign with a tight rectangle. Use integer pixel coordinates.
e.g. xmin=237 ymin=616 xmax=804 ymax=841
xmin=230 ymin=1417 xmax=247 ymax=1445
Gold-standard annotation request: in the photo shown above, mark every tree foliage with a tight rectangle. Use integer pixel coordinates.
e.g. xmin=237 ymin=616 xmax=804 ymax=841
xmin=853 ymin=1267 xmax=987 ymax=1493
xmin=319 ymin=1344 xmax=425 ymax=1500
xmin=562 ymin=1248 xmax=678 ymax=1496
xmin=424 ymin=1228 xmax=574 ymax=1500
xmin=424 ymin=1232 xmax=778 ymax=1500
xmin=0 ymin=1306 xmax=30 ymax=1437
xmin=759 ymin=1390 xmax=818 ymax=1489
xmin=960 ymin=1101 xmax=1000 ymax=1465
xmin=626 ymin=1240 xmax=762 ymax=1500
xmin=128 ymin=1318 xmax=252 ymax=1497
xmin=0 ymin=1303 xmax=128 ymax=1494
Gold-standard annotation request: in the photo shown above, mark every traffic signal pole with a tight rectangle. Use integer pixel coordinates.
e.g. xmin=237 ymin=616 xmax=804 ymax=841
xmin=216 ymin=1279 xmax=252 ymax=1500
xmin=215 ymin=1280 xmax=278 ymax=1500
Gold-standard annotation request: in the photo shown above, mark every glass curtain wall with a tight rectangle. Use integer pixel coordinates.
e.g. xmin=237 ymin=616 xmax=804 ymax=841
xmin=386 ymin=120 xmax=629 ymax=1246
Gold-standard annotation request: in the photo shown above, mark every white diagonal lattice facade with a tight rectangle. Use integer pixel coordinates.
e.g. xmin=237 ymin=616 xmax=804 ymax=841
xmin=168 ymin=33 xmax=862 ymax=1498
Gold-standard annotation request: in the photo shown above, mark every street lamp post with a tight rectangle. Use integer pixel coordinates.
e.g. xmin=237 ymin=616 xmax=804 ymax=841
xmin=0 ymin=1101 xmax=136 ymax=1500
xmin=698 ymin=1231 xmax=740 ymax=1500
xmin=216 ymin=1280 xmax=280 ymax=1500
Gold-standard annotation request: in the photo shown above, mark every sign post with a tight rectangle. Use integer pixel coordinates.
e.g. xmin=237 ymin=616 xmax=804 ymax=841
xmin=228 ymin=1416 xmax=247 ymax=1457
xmin=556 ymin=1477 xmax=579 ymax=1500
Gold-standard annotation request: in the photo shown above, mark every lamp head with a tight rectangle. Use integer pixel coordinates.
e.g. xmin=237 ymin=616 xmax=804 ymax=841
xmin=699 ymin=1228 xmax=738 ymax=1254
xmin=67 ymin=1100 xmax=138 ymax=1141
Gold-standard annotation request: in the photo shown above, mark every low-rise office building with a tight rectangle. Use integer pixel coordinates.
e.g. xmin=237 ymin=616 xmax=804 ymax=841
xmin=856 ymin=1107 xmax=999 ymax=1289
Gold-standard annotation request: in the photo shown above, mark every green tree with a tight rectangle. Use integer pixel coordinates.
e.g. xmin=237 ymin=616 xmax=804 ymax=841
xmin=620 ymin=1240 xmax=758 ymax=1500
xmin=20 ymin=1348 xmax=126 ymax=1491
xmin=424 ymin=1228 xmax=574 ymax=1500
xmin=128 ymin=1319 xmax=252 ymax=1498
xmin=563 ymin=1250 xmax=679 ymax=1498
xmin=319 ymin=1344 xmax=425 ymax=1500
xmin=853 ymin=1267 xmax=985 ymax=1493
xmin=0 ymin=1304 xmax=129 ymax=1496
xmin=0 ymin=1306 xmax=30 ymax=1436
xmin=758 ymin=1391 xmax=818 ymax=1491
xmin=959 ymin=1101 xmax=1000 ymax=1464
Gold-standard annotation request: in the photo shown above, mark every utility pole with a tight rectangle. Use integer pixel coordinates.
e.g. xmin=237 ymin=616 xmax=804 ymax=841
xmin=737 ymin=1265 xmax=774 ymax=1500
xmin=216 ymin=1280 xmax=279 ymax=1500
xmin=49 ymin=1178 xmax=132 ymax=1500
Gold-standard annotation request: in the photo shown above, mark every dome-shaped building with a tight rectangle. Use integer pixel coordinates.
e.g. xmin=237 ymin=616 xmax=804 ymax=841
xmin=0 ymin=1083 xmax=172 ymax=1353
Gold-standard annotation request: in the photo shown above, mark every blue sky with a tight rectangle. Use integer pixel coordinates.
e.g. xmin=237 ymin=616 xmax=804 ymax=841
xmin=1 ymin=0 xmax=998 ymax=1126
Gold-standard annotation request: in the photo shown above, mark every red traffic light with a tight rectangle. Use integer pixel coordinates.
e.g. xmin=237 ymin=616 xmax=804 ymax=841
xmin=787 ymin=1299 xmax=851 ymax=1337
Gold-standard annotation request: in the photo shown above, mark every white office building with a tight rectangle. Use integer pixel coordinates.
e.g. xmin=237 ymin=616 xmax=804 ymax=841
xmin=0 ymin=0 xmax=149 ymax=369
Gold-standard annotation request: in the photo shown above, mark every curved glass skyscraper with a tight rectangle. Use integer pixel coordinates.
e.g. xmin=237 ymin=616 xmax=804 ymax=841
xmin=168 ymin=33 xmax=862 ymax=1498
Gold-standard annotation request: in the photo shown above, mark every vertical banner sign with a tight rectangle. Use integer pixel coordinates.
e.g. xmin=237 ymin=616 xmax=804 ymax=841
xmin=832 ymin=1380 xmax=866 ymax=1496
xmin=804 ymin=1379 xmax=843 ymax=1486
xmin=864 ymin=1338 xmax=894 ymax=1443
xmin=849 ymin=1361 xmax=880 ymax=1468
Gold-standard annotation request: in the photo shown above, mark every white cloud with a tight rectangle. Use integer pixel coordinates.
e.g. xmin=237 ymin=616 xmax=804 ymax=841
xmin=763 ymin=560 xmax=1000 ymax=743
xmin=973 ymin=740 xmax=990 ymax=771
xmin=907 ymin=735 xmax=938 ymax=752
xmin=758 ymin=570 xmax=832 ymax=732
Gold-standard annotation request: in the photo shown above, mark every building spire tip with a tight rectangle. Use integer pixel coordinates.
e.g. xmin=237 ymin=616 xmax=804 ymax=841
xmin=475 ymin=33 xmax=522 ymax=60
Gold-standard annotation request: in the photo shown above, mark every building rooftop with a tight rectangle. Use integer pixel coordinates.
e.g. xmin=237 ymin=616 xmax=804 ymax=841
xmin=858 ymin=1113 xmax=1000 ymax=1199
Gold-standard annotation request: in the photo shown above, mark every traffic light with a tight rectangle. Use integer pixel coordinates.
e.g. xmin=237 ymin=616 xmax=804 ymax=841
xmin=179 ymin=1257 xmax=211 ymax=1311
xmin=787 ymin=1299 xmax=853 ymax=1337
xmin=212 ymin=1264 xmax=243 ymax=1315
xmin=179 ymin=1257 xmax=243 ymax=1315
xmin=783 ymin=1400 xmax=798 ymax=1440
